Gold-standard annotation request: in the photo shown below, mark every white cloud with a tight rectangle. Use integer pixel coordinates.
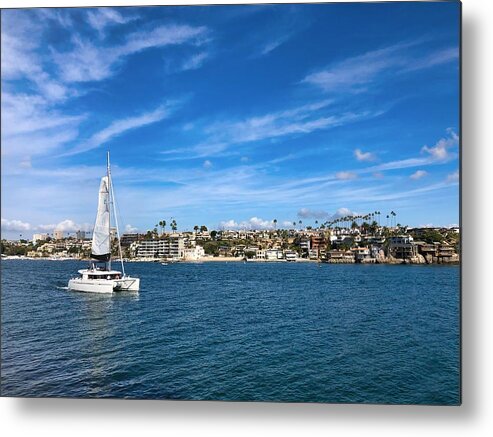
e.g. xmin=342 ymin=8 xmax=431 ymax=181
xmin=86 ymin=8 xmax=139 ymax=36
xmin=330 ymin=208 xmax=357 ymax=219
xmin=181 ymin=52 xmax=209 ymax=71
xmin=404 ymin=47 xmax=459 ymax=72
xmin=219 ymin=219 xmax=238 ymax=229
xmin=410 ymin=170 xmax=428 ymax=180
xmin=54 ymin=24 xmax=208 ymax=83
xmin=65 ymin=103 xmax=174 ymax=156
xmin=302 ymin=41 xmax=458 ymax=93
xmin=1 ymin=218 xmax=32 ymax=232
xmin=182 ymin=100 xmax=381 ymax=158
xmin=297 ymin=208 xmax=329 ymax=219
xmin=260 ymin=34 xmax=292 ymax=56
xmin=335 ymin=171 xmax=358 ymax=180
xmin=125 ymin=224 xmax=138 ymax=233
xmin=203 ymin=160 xmax=213 ymax=169
xmin=354 ymin=148 xmax=376 ymax=162
xmin=446 ymin=170 xmax=459 ymax=183
xmin=1 ymin=218 xmax=91 ymax=234
xmin=1 ymin=11 xmax=71 ymax=102
xmin=219 ymin=217 xmax=275 ymax=230
xmin=421 ymin=129 xmax=458 ymax=162
xmin=1 ymin=92 xmax=84 ymax=158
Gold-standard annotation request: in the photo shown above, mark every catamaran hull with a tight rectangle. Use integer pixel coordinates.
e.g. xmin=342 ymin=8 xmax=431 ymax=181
xmin=68 ymin=277 xmax=140 ymax=293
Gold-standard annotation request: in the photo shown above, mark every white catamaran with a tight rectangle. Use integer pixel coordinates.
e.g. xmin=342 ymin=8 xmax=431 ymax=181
xmin=68 ymin=152 xmax=140 ymax=293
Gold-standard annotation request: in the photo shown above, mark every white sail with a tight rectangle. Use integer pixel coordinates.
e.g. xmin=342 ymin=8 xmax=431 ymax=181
xmin=91 ymin=176 xmax=111 ymax=259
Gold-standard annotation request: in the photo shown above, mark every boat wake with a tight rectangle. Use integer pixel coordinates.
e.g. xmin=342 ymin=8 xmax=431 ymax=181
xmin=56 ymin=286 xmax=69 ymax=290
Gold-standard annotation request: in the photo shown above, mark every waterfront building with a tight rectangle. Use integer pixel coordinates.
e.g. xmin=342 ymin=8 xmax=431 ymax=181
xmin=387 ymin=235 xmax=418 ymax=259
xmin=53 ymin=230 xmax=64 ymax=240
xmin=310 ymin=235 xmax=325 ymax=250
xmin=183 ymin=245 xmax=205 ymax=261
xmin=351 ymin=247 xmax=375 ymax=263
xmin=299 ymin=238 xmax=311 ymax=252
xmin=120 ymin=233 xmax=142 ymax=247
xmin=32 ymin=233 xmax=49 ymax=245
xmin=325 ymin=250 xmax=355 ymax=263
xmin=284 ymin=250 xmax=298 ymax=261
xmin=75 ymin=230 xmax=86 ymax=240
xmin=136 ymin=236 xmax=185 ymax=259
xmin=308 ymin=249 xmax=319 ymax=260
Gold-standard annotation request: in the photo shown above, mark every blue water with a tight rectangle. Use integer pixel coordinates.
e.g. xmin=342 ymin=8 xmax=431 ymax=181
xmin=1 ymin=260 xmax=460 ymax=404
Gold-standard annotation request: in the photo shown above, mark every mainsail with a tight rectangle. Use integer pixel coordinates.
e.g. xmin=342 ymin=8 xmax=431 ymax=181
xmin=91 ymin=176 xmax=111 ymax=261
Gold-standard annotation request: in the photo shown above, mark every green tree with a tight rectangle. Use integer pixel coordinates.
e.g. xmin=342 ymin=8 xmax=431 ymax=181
xmin=170 ymin=219 xmax=178 ymax=232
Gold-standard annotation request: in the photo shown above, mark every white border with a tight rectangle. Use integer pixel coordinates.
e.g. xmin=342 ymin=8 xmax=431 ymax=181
xmin=1 ymin=0 xmax=492 ymax=436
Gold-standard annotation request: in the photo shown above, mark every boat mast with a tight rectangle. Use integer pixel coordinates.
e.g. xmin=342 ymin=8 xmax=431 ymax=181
xmin=107 ymin=151 xmax=126 ymax=276
xmin=107 ymin=151 xmax=111 ymax=272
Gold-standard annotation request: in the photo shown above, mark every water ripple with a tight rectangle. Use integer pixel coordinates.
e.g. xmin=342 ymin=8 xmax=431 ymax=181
xmin=1 ymin=260 xmax=459 ymax=404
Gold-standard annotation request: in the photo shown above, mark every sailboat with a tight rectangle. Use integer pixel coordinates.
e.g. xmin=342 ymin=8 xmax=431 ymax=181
xmin=68 ymin=152 xmax=140 ymax=293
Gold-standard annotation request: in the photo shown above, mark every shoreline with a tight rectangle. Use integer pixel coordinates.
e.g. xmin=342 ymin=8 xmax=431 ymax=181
xmin=2 ymin=256 xmax=460 ymax=265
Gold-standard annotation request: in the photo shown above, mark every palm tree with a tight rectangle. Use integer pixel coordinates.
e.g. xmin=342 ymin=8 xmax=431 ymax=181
xmin=273 ymin=219 xmax=277 ymax=230
xmin=315 ymin=220 xmax=318 ymax=228
xmin=390 ymin=211 xmax=396 ymax=227
xmin=171 ymin=220 xmax=177 ymax=232
xmin=162 ymin=220 xmax=167 ymax=235
xmin=298 ymin=220 xmax=302 ymax=230
xmin=193 ymin=225 xmax=199 ymax=233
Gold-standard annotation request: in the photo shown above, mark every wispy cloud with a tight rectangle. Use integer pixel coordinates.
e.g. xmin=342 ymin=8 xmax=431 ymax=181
xmin=335 ymin=171 xmax=358 ymax=180
xmin=1 ymin=11 xmax=71 ymax=102
xmin=64 ymin=103 xmax=176 ymax=156
xmin=446 ymin=170 xmax=459 ymax=183
xmin=53 ymin=24 xmax=209 ymax=83
xmin=260 ymin=33 xmax=292 ymax=56
xmin=410 ymin=170 xmax=428 ymax=180
xmin=361 ymin=129 xmax=458 ymax=174
xmin=86 ymin=8 xmax=139 ymax=37
xmin=302 ymin=41 xmax=458 ymax=93
xmin=1 ymin=92 xmax=85 ymax=164
xmin=167 ymin=100 xmax=383 ymax=158
xmin=354 ymin=148 xmax=376 ymax=162
xmin=181 ymin=51 xmax=210 ymax=71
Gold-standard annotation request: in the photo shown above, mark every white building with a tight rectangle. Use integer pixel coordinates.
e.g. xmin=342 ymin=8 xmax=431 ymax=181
xmin=53 ymin=230 xmax=64 ymax=240
xmin=265 ymin=249 xmax=283 ymax=260
xmin=32 ymin=233 xmax=49 ymax=245
xmin=183 ymin=245 xmax=205 ymax=261
xmin=284 ymin=251 xmax=298 ymax=261
xmin=136 ymin=237 xmax=185 ymax=259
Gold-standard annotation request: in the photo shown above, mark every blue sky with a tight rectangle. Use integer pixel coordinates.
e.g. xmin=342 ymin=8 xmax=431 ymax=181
xmin=1 ymin=2 xmax=460 ymax=239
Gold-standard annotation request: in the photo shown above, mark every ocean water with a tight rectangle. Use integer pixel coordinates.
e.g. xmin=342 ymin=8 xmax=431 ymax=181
xmin=1 ymin=260 xmax=460 ymax=404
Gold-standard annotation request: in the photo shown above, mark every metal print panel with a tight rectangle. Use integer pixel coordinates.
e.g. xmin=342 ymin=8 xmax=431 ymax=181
xmin=0 ymin=1 xmax=461 ymax=405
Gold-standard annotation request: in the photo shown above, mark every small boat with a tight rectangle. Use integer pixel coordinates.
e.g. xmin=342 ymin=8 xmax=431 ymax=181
xmin=161 ymin=262 xmax=168 ymax=266
xmin=68 ymin=152 xmax=140 ymax=293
